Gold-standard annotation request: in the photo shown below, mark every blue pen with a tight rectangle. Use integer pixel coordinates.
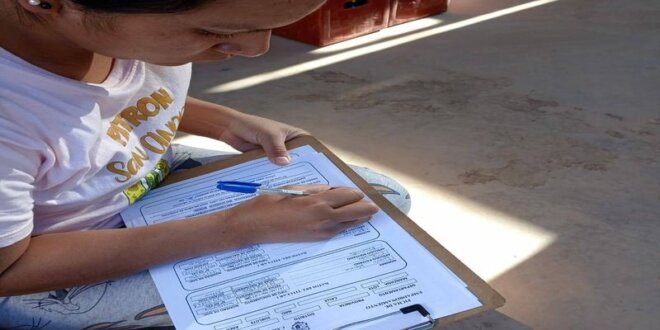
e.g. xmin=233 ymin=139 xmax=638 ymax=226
xmin=216 ymin=181 xmax=309 ymax=196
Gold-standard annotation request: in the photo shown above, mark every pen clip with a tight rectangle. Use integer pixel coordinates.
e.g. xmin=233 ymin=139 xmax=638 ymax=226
xmin=216 ymin=181 xmax=262 ymax=194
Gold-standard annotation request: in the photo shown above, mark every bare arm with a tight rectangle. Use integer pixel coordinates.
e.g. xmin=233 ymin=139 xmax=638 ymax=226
xmin=0 ymin=187 xmax=378 ymax=296
xmin=0 ymin=210 xmax=243 ymax=296
xmin=179 ymin=96 xmax=238 ymax=139
xmin=180 ymin=97 xmax=308 ymax=164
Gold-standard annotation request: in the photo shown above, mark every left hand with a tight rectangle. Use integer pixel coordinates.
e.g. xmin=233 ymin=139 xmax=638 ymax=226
xmin=219 ymin=111 xmax=309 ymax=165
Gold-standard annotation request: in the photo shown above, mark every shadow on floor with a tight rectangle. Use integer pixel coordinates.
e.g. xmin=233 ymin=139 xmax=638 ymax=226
xmin=445 ymin=311 xmax=531 ymax=330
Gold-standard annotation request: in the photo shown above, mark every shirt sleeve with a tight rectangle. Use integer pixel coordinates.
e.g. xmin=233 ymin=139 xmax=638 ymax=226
xmin=0 ymin=138 xmax=39 ymax=248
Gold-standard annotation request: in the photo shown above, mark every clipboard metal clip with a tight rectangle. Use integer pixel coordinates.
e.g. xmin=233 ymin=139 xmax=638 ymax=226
xmin=333 ymin=304 xmax=435 ymax=330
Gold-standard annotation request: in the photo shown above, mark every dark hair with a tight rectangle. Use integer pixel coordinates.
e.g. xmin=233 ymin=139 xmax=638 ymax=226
xmin=68 ymin=0 xmax=212 ymax=13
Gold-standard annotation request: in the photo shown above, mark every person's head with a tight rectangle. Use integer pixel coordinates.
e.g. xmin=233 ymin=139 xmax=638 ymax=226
xmin=13 ymin=0 xmax=326 ymax=65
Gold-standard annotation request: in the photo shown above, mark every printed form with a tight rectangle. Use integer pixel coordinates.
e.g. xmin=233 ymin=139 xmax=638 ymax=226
xmin=121 ymin=145 xmax=481 ymax=330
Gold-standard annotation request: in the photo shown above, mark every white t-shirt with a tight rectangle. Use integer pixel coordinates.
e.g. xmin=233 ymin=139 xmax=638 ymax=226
xmin=0 ymin=48 xmax=192 ymax=248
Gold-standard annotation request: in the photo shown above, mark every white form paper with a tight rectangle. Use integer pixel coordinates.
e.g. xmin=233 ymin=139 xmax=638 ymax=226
xmin=121 ymin=145 xmax=481 ymax=330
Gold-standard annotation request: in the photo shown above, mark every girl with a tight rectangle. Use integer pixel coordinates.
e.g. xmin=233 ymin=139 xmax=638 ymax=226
xmin=0 ymin=1 xmax=410 ymax=328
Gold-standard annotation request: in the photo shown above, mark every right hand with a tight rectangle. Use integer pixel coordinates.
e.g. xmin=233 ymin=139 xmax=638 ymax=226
xmin=223 ymin=185 xmax=380 ymax=243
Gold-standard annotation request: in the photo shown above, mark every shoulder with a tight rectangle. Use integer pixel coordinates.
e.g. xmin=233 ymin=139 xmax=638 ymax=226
xmin=142 ymin=62 xmax=193 ymax=92
xmin=0 ymin=99 xmax=50 ymax=178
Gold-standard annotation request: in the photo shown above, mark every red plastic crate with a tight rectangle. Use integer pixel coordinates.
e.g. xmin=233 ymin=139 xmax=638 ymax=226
xmin=273 ymin=0 xmax=391 ymax=46
xmin=389 ymin=0 xmax=449 ymax=26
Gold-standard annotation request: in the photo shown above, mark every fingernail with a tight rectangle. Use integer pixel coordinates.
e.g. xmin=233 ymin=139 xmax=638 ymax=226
xmin=274 ymin=156 xmax=290 ymax=165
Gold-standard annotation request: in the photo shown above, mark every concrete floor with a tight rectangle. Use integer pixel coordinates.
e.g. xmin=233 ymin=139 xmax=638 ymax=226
xmin=179 ymin=0 xmax=660 ymax=328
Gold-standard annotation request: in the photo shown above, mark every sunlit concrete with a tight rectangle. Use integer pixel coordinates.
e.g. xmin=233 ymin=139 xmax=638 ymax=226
xmin=204 ymin=0 xmax=560 ymax=94
xmin=328 ymin=146 xmax=557 ymax=282
xmin=180 ymin=0 xmax=660 ymax=328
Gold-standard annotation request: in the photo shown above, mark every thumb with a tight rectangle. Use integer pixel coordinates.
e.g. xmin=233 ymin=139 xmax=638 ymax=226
xmin=260 ymin=134 xmax=290 ymax=165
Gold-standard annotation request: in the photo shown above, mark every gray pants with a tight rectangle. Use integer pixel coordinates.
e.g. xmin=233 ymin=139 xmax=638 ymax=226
xmin=0 ymin=145 xmax=411 ymax=330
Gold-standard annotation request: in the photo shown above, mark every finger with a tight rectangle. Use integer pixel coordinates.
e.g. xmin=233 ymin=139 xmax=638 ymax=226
xmin=331 ymin=200 xmax=380 ymax=222
xmin=285 ymin=129 xmax=311 ymax=141
xmin=317 ymin=187 xmax=366 ymax=209
xmin=232 ymin=142 xmax=260 ymax=152
xmin=221 ymin=135 xmax=260 ymax=152
xmin=258 ymin=133 xmax=290 ymax=165
xmin=332 ymin=216 xmax=374 ymax=234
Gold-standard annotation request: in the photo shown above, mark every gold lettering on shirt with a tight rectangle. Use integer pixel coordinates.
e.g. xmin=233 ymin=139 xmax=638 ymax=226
xmin=106 ymin=88 xmax=174 ymax=146
xmin=105 ymin=106 xmax=185 ymax=183
xmin=141 ymin=132 xmax=169 ymax=154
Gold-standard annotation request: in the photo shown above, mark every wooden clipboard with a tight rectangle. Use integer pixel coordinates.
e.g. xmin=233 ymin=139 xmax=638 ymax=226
xmin=163 ymin=135 xmax=505 ymax=327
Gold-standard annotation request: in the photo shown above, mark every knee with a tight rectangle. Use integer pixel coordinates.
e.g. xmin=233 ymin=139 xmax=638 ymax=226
xmin=349 ymin=165 xmax=412 ymax=215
